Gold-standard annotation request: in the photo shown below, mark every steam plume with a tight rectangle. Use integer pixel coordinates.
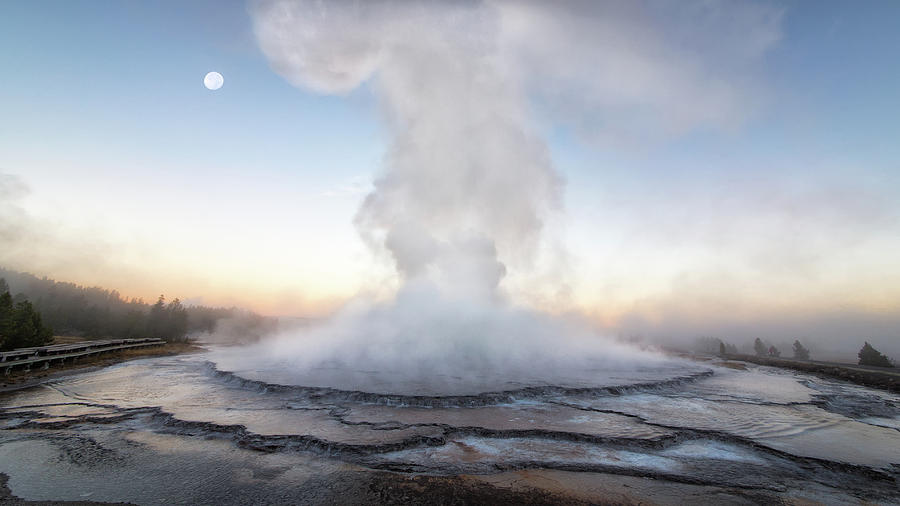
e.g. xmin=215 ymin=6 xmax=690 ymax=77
xmin=230 ymin=0 xmax=783 ymax=386
xmin=255 ymin=0 xmax=560 ymax=300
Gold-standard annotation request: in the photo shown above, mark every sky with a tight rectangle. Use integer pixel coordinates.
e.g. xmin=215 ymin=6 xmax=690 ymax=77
xmin=1 ymin=0 xmax=899 ymax=355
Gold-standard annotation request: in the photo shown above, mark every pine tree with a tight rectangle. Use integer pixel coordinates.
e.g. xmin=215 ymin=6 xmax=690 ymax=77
xmin=792 ymin=340 xmax=810 ymax=360
xmin=753 ymin=338 xmax=766 ymax=357
xmin=6 ymin=301 xmax=54 ymax=349
xmin=147 ymin=295 xmax=166 ymax=339
xmin=858 ymin=342 xmax=894 ymax=368
xmin=121 ymin=309 xmax=146 ymax=338
xmin=27 ymin=302 xmax=53 ymax=346
xmin=0 ymin=285 xmax=13 ymax=349
xmin=165 ymin=298 xmax=188 ymax=342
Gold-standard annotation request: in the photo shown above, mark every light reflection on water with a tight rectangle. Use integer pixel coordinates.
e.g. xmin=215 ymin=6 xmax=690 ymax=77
xmin=0 ymin=350 xmax=898 ymax=503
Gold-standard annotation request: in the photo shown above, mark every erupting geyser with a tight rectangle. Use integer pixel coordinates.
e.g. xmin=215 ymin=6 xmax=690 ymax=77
xmin=213 ymin=0 xmax=685 ymax=393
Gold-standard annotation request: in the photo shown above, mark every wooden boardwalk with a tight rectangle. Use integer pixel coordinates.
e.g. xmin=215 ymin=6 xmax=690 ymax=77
xmin=1 ymin=338 xmax=165 ymax=374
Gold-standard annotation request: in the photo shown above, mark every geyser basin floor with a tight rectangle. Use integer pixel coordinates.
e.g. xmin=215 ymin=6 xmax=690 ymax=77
xmin=0 ymin=352 xmax=898 ymax=505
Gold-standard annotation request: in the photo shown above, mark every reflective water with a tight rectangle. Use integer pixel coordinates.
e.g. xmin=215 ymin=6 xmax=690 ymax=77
xmin=0 ymin=351 xmax=898 ymax=504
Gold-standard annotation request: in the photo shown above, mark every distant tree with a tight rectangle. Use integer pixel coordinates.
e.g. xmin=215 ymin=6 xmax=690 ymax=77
xmin=6 ymin=302 xmax=35 ymax=349
xmin=858 ymin=342 xmax=894 ymax=368
xmin=121 ymin=308 xmax=146 ymax=338
xmin=753 ymin=338 xmax=766 ymax=357
xmin=768 ymin=345 xmax=781 ymax=357
xmin=144 ymin=295 xmax=189 ymax=342
xmin=147 ymin=295 xmax=167 ymax=339
xmin=25 ymin=301 xmax=54 ymax=346
xmin=81 ymin=304 xmax=103 ymax=337
xmin=0 ymin=286 xmax=13 ymax=348
xmin=3 ymin=300 xmax=53 ymax=350
xmin=716 ymin=340 xmax=738 ymax=356
xmin=165 ymin=298 xmax=188 ymax=343
xmin=694 ymin=336 xmax=723 ymax=355
xmin=792 ymin=340 xmax=810 ymax=360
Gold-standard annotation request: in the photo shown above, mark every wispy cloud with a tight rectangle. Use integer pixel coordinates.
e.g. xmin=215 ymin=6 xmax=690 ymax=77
xmin=499 ymin=0 xmax=783 ymax=143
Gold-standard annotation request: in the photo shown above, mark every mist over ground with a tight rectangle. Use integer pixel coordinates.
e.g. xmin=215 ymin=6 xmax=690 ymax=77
xmin=620 ymin=310 xmax=900 ymax=362
xmin=211 ymin=280 xmax=680 ymax=394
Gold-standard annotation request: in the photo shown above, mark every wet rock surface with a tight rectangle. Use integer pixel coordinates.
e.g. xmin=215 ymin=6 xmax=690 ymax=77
xmin=0 ymin=353 xmax=897 ymax=504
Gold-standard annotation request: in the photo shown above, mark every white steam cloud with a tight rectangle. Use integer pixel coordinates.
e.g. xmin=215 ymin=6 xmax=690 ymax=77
xmin=255 ymin=0 xmax=560 ymax=299
xmin=226 ymin=0 xmax=783 ymax=389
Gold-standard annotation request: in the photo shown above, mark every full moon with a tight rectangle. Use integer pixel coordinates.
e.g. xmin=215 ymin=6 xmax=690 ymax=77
xmin=203 ymin=71 xmax=224 ymax=90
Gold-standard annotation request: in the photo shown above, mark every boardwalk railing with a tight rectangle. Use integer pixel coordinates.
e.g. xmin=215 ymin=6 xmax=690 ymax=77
xmin=1 ymin=338 xmax=165 ymax=374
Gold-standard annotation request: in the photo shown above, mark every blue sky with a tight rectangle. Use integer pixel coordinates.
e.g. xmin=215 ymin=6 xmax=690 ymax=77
xmin=1 ymin=0 xmax=899 ymax=353
xmin=3 ymin=0 xmax=898 ymax=192
xmin=1 ymin=0 xmax=381 ymax=181
xmin=4 ymin=1 xmax=896 ymax=186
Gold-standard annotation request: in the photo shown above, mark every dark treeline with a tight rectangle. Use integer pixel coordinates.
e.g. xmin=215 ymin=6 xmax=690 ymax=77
xmin=0 ymin=278 xmax=53 ymax=350
xmin=0 ymin=268 xmax=277 ymax=344
xmin=696 ymin=335 xmax=895 ymax=367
